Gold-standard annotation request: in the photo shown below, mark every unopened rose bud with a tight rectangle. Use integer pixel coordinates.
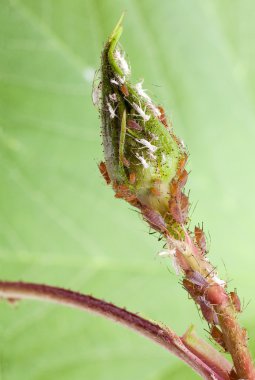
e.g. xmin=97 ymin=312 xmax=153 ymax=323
xmin=98 ymin=15 xmax=187 ymax=218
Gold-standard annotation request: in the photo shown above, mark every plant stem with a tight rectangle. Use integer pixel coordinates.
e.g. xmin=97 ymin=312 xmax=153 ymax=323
xmin=179 ymin=227 xmax=255 ymax=379
xmin=0 ymin=280 xmax=229 ymax=380
xmin=216 ymin=305 xmax=255 ymax=379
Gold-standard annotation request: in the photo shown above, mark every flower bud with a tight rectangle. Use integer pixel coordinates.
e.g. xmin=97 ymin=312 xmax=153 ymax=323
xmin=98 ymin=15 xmax=186 ymax=217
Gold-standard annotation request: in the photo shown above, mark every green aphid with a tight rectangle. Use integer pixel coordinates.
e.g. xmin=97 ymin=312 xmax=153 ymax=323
xmin=99 ymin=15 xmax=186 ymax=217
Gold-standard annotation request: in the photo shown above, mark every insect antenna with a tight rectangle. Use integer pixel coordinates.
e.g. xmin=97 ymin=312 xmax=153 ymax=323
xmin=242 ymin=298 xmax=251 ymax=312
xmin=189 ymin=200 xmax=199 ymax=220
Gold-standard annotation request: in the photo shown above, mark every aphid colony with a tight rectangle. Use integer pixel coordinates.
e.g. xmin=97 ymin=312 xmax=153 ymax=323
xmin=98 ymin=32 xmax=189 ymax=237
xmin=97 ymin=18 xmax=243 ymax=366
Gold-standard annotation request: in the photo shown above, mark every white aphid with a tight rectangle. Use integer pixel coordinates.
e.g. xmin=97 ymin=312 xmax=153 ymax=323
xmin=135 ymin=82 xmax=161 ymax=118
xmin=158 ymin=249 xmax=176 ymax=257
xmin=136 ymin=138 xmax=157 ymax=153
xmin=109 ymin=93 xmax=117 ymax=102
xmin=91 ymin=69 xmax=101 ymax=106
xmin=116 ymin=74 xmax=126 ymax=84
xmin=148 ymin=152 xmax=157 ymax=160
xmin=107 ymin=102 xmax=116 ymax=119
xmin=148 ymin=103 xmax=161 ymax=117
xmin=211 ymin=275 xmax=226 ymax=287
xmin=148 ymin=132 xmax=158 ymax=141
xmin=92 ymin=83 xmax=101 ymax=106
xmin=110 ymin=78 xmax=119 ymax=85
xmin=115 ymin=49 xmax=130 ymax=76
xmin=135 ymin=153 xmax=149 ymax=169
xmin=158 ymin=249 xmax=181 ymax=275
xmin=161 ymin=153 xmax=166 ymax=164
xmin=135 ymin=81 xmax=152 ymax=102
xmin=132 ymin=102 xmax=150 ymax=121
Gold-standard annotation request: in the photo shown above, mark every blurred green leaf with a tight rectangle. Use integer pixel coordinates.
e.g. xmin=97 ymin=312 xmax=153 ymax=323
xmin=1 ymin=1 xmax=255 ymax=379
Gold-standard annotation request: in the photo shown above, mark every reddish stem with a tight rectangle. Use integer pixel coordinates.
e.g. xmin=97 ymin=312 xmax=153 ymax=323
xmin=0 ymin=280 xmax=229 ymax=380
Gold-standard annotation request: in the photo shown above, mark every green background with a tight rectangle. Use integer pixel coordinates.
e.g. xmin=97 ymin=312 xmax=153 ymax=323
xmin=1 ymin=0 xmax=255 ymax=379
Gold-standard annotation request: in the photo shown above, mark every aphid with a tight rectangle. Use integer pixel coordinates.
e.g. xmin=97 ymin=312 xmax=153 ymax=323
xmin=178 ymin=169 xmax=188 ymax=190
xmin=197 ymin=296 xmax=219 ymax=325
xmin=194 ymin=226 xmax=207 ymax=255
xmin=120 ymin=84 xmax=129 ymax=96
xmin=210 ymin=275 xmax=226 ymax=287
xmin=158 ymin=248 xmax=176 ymax=259
xmin=122 ymin=156 xmax=130 ymax=168
xmin=170 ymin=179 xmax=180 ymax=198
xmin=177 ymin=153 xmax=188 ymax=176
xmin=92 ymin=81 xmax=101 ymax=106
xmin=107 ymin=101 xmax=116 ymax=119
xmin=183 ymin=278 xmax=200 ymax=299
xmin=150 ymin=186 xmax=161 ymax=197
xmin=158 ymin=249 xmax=181 ymax=275
xmin=132 ymin=102 xmax=150 ymax=121
xmin=98 ymin=161 xmax=111 ymax=185
xmin=135 ymin=153 xmax=149 ymax=169
xmin=169 ymin=198 xmax=181 ymax=223
xmin=134 ymin=82 xmax=159 ymax=118
xmin=148 ymin=151 xmax=156 ymax=160
xmin=135 ymin=138 xmax=158 ymax=153
xmin=114 ymin=49 xmax=130 ymax=76
xmin=116 ymin=74 xmax=125 ymax=84
xmin=135 ymin=81 xmax=152 ymax=102
xmin=109 ymin=93 xmax=117 ymax=102
xmin=230 ymin=290 xmax=241 ymax=313
xmin=141 ymin=206 xmax=167 ymax=234
xmin=127 ymin=119 xmax=143 ymax=131
xmin=129 ymin=172 xmax=136 ymax=184
xmin=169 ymin=198 xmax=184 ymax=224
xmin=157 ymin=106 xmax=169 ymax=128
xmin=183 ymin=228 xmax=202 ymax=259
xmin=205 ymin=284 xmax=228 ymax=306
xmin=182 ymin=271 xmax=208 ymax=300
xmin=210 ymin=326 xmax=227 ymax=351
xmin=169 ymin=192 xmax=189 ymax=225
xmin=180 ymin=193 xmax=189 ymax=221
xmin=114 ymin=183 xmax=133 ymax=199
xmin=175 ymin=249 xmax=190 ymax=272
xmin=92 ymin=69 xmax=101 ymax=106
xmin=150 ymin=181 xmax=161 ymax=196
xmin=110 ymin=78 xmax=119 ymax=85
xmin=148 ymin=103 xmax=161 ymax=118
xmin=186 ymin=270 xmax=208 ymax=289
xmin=113 ymin=183 xmax=140 ymax=208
